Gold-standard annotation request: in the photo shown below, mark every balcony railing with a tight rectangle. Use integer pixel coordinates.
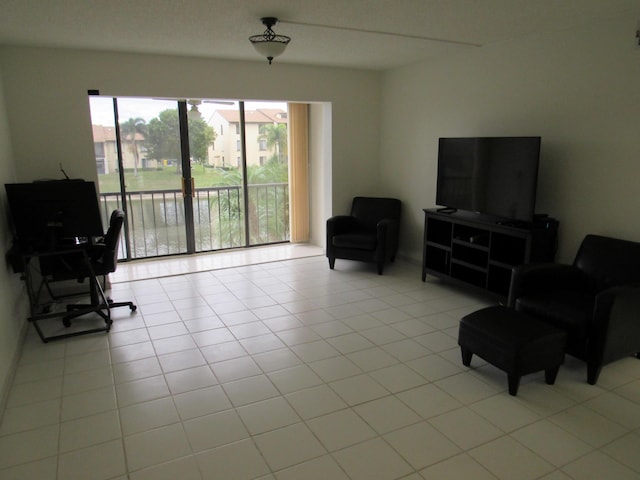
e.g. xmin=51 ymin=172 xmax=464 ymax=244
xmin=99 ymin=183 xmax=289 ymax=259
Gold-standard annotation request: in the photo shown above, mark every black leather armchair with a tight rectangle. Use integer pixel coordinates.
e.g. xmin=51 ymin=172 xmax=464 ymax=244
xmin=326 ymin=197 xmax=401 ymax=275
xmin=508 ymin=234 xmax=640 ymax=385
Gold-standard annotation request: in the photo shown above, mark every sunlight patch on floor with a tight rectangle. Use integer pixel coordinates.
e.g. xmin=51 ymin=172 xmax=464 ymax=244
xmin=110 ymin=244 xmax=324 ymax=283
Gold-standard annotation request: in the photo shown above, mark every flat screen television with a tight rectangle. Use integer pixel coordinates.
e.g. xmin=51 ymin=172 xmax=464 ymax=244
xmin=5 ymin=180 xmax=104 ymax=250
xmin=435 ymin=136 xmax=541 ymax=223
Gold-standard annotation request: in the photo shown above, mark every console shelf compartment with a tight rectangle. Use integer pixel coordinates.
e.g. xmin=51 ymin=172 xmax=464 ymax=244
xmin=422 ymin=209 xmax=558 ymax=299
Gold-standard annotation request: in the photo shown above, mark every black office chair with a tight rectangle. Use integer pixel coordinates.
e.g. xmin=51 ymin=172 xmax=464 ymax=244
xmin=40 ymin=209 xmax=136 ymax=333
xmin=63 ymin=209 xmax=137 ymax=324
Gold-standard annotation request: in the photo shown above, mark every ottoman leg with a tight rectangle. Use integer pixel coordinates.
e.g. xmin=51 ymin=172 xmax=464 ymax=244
xmin=460 ymin=347 xmax=473 ymax=366
xmin=545 ymin=366 xmax=560 ymax=385
xmin=507 ymin=373 xmax=521 ymax=396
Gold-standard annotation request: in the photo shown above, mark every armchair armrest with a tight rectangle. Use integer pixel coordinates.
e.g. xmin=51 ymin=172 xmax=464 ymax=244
xmin=327 ymin=215 xmax=357 ymax=237
xmin=591 ymin=284 xmax=640 ymax=365
xmin=507 ymin=263 xmax=586 ymax=308
xmin=376 ymin=218 xmax=400 ymax=256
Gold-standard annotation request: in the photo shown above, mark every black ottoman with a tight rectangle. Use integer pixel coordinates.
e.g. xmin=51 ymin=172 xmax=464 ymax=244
xmin=458 ymin=306 xmax=567 ymax=396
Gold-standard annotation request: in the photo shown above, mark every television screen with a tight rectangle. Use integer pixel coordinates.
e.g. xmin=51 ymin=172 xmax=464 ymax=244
xmin=435 ymin=137 xmax=541 ymax=222
xmin=5 ymin=180 xmax=105 ymax=250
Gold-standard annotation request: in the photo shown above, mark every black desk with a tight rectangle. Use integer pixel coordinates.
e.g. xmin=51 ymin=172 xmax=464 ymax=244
xmin=17 ymin=245 xmax=113 ymax=343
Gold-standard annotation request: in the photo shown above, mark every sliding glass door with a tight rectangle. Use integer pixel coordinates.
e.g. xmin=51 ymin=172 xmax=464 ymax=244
xmin=88 ymin=96 xmax=290 ymax=260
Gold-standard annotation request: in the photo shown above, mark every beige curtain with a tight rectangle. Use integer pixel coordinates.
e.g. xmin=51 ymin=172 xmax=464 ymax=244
xmin=288 ymin=103 xmax=309 ymax=243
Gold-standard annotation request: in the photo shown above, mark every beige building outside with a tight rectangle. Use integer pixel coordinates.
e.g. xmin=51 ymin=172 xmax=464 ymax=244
xmin=209 ymin=108 xmax=288 ymax=168
xmin=92 ymin=125 xmax=151 ymax=175
xmin=92 ymin=107 xmax=288 ymax=173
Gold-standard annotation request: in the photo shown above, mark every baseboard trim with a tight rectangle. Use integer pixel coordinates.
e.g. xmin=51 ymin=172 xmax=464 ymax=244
xmin=0 ymin=319 xmax=29 ymax=421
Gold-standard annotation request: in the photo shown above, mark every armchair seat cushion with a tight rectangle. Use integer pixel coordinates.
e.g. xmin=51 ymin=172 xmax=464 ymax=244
xmin=516 ymin=291 xmax=594 ymax=340
xmin=332 ymin=233 xmax=376 ymax=251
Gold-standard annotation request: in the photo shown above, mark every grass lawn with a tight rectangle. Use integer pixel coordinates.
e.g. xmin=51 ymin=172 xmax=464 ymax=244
xmin=98 ymin=166 xmax=229 ymax=193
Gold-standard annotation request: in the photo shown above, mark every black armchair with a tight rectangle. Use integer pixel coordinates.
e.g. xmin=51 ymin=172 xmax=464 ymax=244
xmin=326 ymin=196 xmax=401 ymax=275
xmin=508 ymin=234 xmax=640 ymax=385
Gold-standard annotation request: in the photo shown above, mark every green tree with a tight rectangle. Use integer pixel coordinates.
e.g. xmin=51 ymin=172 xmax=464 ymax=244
xmin=259 ymin=123 xmax=288 ymax=163
xmin=146 ymin=110 xmax=180 ymax=167
xmin=189 ymin=116 xmax=216 ymax=167
xmin=213 ymin=164 xmax=289 ymax=246
xmin=145 ymin=109 xmax=216 ymax=173
xmin=261 ymin=157 xmax=288 ymax=183
xmin=119 ymin=117 xmax=147 ymax=176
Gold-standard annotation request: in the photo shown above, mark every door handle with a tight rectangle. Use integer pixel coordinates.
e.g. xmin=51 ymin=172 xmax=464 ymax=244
xmin=181 ymin=178 xmax=196 ymax=198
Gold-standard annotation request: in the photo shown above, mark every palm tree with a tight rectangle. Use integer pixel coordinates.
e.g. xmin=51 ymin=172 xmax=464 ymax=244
xmin=212 ymin=164 xmax=289 ymax=246
xmin=120 ymin=117 xmax=147 ymax=176
xmin=259 ymin=123 xmax=287 ymax=163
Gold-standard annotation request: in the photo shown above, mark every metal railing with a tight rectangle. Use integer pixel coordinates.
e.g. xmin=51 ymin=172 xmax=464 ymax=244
xmin=99 ymin=183 xmax=289 ymax=259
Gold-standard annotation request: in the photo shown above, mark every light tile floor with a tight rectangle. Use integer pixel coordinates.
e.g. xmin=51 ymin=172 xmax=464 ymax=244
xmin=2 ymin=249 xmax=640 ymax=480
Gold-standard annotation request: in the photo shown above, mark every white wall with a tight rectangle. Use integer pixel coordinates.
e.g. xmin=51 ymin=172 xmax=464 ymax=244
xmin=0 ymin=47 xmax=382 ymax=242
xmin=309 ymin=102 xmax=332 ymax=248
xmin=0 ymin=46 xmax=381 ymax=402
xmin=0 ymin=64 xmax=29 ymax=410
xmin=381 ymin=15 xmax=640 ymax=263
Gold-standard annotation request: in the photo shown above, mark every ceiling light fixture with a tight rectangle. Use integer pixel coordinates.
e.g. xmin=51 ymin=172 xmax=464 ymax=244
xmin=249 ymin=17 xmax=291 ymax=65
xmin=187 ymin=99 xmax=202 ymax=119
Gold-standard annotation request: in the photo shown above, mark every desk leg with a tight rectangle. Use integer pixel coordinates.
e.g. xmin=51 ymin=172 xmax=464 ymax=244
xmin=31 ymin=319 xmax=49 ymax=343
xmin=23 ymin=249 xmax=113 ymax=343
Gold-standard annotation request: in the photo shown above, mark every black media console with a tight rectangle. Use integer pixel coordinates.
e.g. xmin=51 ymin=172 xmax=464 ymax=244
xmin=421 ymin=208 xmax=558 ymax=299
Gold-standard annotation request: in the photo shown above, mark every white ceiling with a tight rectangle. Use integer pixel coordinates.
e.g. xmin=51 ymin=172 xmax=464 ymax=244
xmin=1 ymin=0 xmax=639 ymax=70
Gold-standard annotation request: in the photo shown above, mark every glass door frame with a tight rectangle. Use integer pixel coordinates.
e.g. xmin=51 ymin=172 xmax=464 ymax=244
xmin=177 ymin=100 xmax=196 ymax=254
xmin=111 ymin=98 xmax=132 ymax=260
xmin=91 ymin=95 xmax=291 ymax=260
xmin=109 ymin=97 xmax=197 ymax=258
xmin=239 ymin=101 xmax=250 ymax=248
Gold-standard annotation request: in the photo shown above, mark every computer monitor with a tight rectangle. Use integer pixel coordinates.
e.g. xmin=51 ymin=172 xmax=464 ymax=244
xmin=5 ymin=180 xmax=105 ymax=250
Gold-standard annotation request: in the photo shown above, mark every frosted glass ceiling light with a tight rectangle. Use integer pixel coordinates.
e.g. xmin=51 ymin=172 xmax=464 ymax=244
xmin=249 ymin=17 xmax=291 ymax=65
